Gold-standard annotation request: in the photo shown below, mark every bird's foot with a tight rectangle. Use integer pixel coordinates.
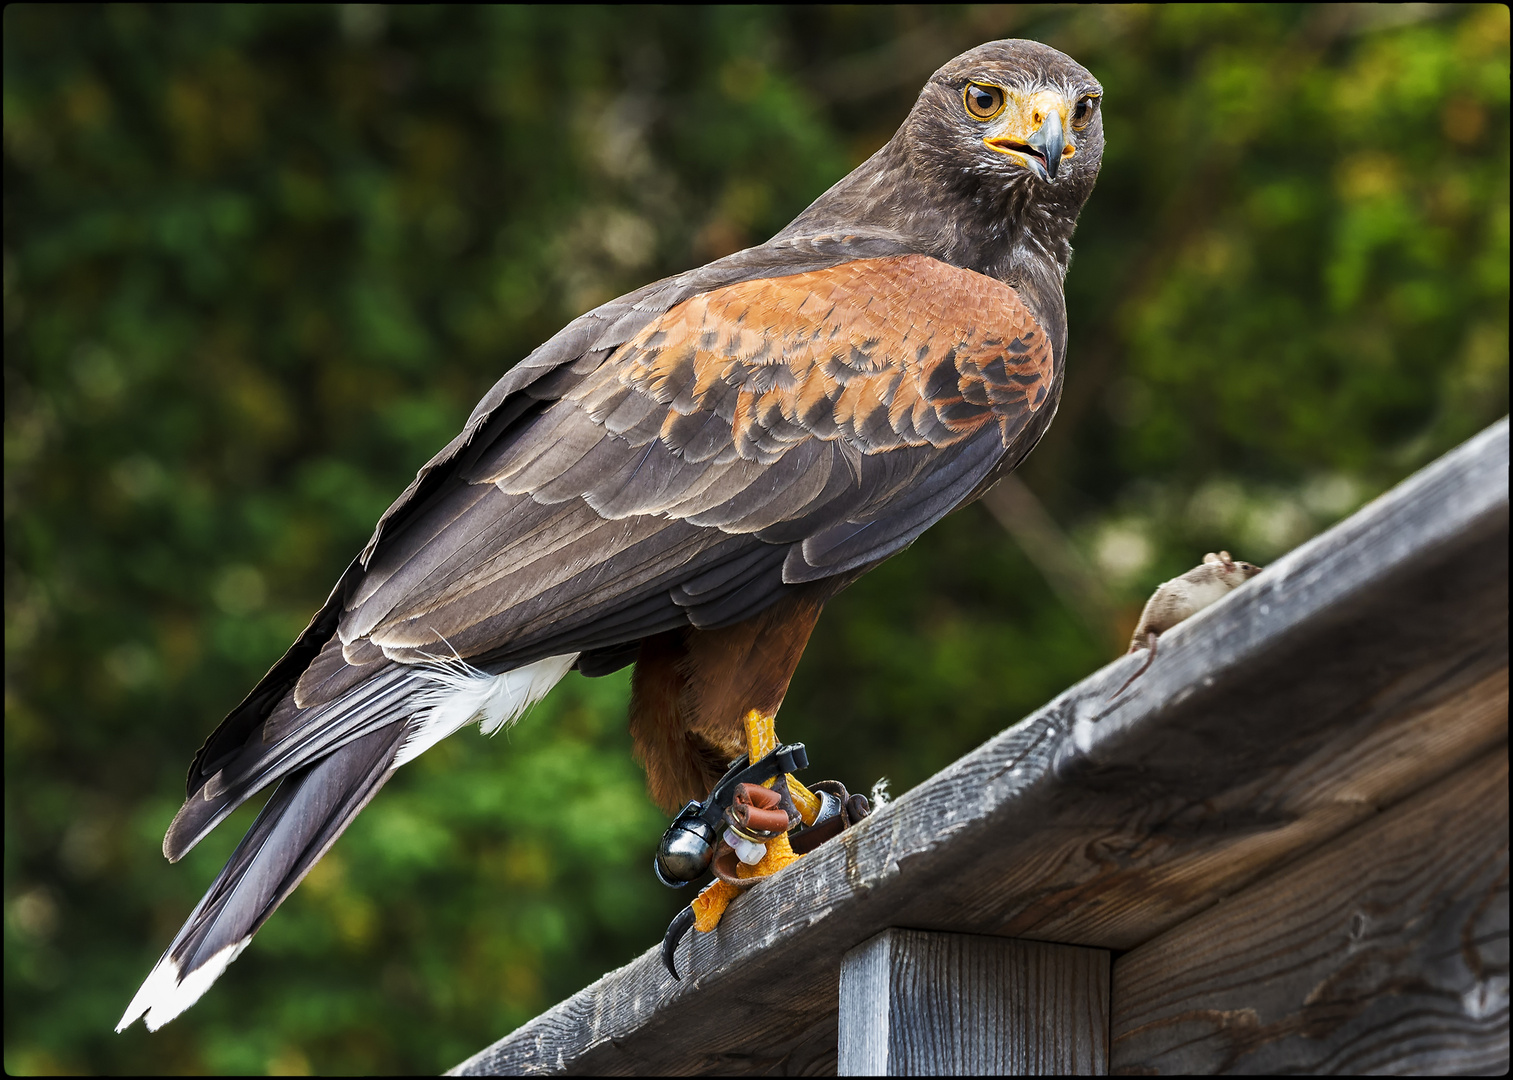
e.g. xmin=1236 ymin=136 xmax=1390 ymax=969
xmin=659 ymin=709 xmax=872 ymax=978
xmin=690 ymin=829 xmax=801 ymax=932
xmin=701 ymin=711 xmax=809 ymax=904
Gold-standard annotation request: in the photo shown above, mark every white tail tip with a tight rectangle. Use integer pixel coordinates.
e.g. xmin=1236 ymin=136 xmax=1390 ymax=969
xmin=116 ymin=940 xmax=248 ymax=1033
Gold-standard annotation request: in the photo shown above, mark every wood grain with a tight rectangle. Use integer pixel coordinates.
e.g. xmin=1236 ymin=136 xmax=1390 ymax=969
xmin=839 ymin=930 xmax=1108 ymax=1075
xmin=1111 ymin=742 xmax=1510 ymax=1075
xmin=450 ymin=419 xmax=1508 ymax=1076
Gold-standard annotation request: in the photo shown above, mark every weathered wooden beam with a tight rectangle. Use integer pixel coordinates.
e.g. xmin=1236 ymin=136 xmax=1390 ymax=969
xmin=838 ymin=930 xmax=1109 ymax=1075
xmin=451 ymin=420 xmax=1509 ymax=1077
xmin=1110 ymin=736 xmax=1510 ymax=1075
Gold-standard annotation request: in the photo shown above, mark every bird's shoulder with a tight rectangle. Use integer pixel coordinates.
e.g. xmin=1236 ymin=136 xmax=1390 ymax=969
xmin=358 ymin=230 xmax=922 ymax=563
xmin=602 ymin=252 xmax=1055 ymax=460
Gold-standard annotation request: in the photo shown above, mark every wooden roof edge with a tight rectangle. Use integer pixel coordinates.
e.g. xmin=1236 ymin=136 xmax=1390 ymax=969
xmin=1067 ymin=413 xmax=1508 ymax=770
xmin=451 ymin=416 xmax=1508 ymax=1076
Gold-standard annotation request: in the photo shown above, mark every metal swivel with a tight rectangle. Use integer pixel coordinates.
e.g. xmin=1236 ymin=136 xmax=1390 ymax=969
xmin=653 ymin=802 xmax=718 ymax=886
xmin=651 ymin=743 xmax=809 ymax=889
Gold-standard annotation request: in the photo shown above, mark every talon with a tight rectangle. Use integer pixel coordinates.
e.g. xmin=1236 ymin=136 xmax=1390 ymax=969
xmin=654 ymin=709 xmax=868 ymax=943
xmin=662 ymin=905 xmax=697 ymax=979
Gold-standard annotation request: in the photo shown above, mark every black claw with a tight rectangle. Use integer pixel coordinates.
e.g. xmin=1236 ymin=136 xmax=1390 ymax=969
xmin=661 ymin=905 xmax=697 ymax=980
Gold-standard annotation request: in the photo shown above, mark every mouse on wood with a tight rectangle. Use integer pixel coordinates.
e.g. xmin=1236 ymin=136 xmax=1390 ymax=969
xmin=1111 ymin=551 xmax=1262 ymax=699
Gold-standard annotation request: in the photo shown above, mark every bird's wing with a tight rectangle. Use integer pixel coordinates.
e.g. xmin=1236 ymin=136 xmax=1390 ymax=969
xmin=179 ymin=233 xmax=915 ymax=798
xmin=345 ymin=253 xmax=1056 ymax=662
xmin=172 ymin=249 xmax=1056 ymax=852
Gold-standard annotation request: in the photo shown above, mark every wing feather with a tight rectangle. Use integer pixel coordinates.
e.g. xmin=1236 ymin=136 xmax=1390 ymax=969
xmin=181 ymin=243 xmax=1057 ymax=820
xmin=339 ymin=253 xmax=1057 ymax=667
xmin=136 ymin=241 xmax=1069 ymax=1028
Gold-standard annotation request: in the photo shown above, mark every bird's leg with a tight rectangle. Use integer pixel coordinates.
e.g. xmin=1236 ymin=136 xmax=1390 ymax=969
xmin=688 ymin=710 xmax=814 ymax=934
xmin=743 ymin=707 xmax=824 ymax=825
xmin=730 ymin=708 xmax=803 ymax=876
xmin=665 ymin=709 xmax=874 ymax=978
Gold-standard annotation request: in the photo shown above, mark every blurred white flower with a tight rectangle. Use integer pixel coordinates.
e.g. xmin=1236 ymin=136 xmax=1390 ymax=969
xmin=1187 ymin=479 xmax=1246 ymax=533
xmin=601 ymin=209 xmax=656 ymax=270
xmin=1301 ymin=473 xmax=1362 ymax=519
xmin=1242 ymin=496 xmax=1312 ymax=556
xmin=1094 ymin=522 xmax=1154 ymax=582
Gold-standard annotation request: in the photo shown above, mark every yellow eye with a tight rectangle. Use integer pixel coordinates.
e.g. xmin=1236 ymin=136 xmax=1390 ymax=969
xmin=963 ymin=82 xmax=1006 ymax=121
xmin=1071 ymin=94 xmax=1100 ymax=130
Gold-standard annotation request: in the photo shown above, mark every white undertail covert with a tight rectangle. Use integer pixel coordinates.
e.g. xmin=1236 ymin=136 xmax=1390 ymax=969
xmin=395 ymin=652 xmax=579 ymax=766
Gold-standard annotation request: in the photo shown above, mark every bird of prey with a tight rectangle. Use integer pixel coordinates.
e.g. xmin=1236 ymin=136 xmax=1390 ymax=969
xmin=118 ymin=38 xmax=1103 ymax=1031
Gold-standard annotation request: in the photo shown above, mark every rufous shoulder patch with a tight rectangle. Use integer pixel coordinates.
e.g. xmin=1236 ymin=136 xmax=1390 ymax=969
xmin=585 ymin=255 xmax=1055 ymax=461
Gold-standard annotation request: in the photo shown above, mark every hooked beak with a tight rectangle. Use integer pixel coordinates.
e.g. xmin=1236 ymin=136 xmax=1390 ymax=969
xmin=984 ymin=93 xmax=1072 ymax=182
xmin=1027 ymin=110 xmax=1067 ymax=181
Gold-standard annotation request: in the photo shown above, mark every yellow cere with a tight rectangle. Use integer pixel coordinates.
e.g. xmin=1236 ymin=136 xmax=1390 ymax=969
xmin=982 ymin=89 xmax=1079 ymax=166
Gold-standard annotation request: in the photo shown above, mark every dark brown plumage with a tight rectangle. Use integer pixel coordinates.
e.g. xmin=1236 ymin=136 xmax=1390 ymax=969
xmin=119 ymin=38 xmax=1103 ymax=1031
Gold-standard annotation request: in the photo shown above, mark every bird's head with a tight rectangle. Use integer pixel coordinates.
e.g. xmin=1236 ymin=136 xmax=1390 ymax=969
xmin=774 ymin=39 xmax=1102 ymax=292
xmin=901 ymin=39 xmax=1107 ymax=205
xmin=903 ymin=39 xmax=1104 ymax=220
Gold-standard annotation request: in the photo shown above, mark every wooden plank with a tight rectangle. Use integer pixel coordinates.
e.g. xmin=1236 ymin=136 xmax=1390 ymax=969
xmin=1111 ymin=740 xmax=1510 ymax=1075
xmin=450 ymin=420 xmax=1509 ymax=1076
xmin=838 ymin=930 xmax=1108 ymax=1075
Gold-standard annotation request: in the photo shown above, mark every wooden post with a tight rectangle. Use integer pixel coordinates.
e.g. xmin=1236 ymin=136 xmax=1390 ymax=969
xmin=838 ymin=929 xmax=1109 ymax=1075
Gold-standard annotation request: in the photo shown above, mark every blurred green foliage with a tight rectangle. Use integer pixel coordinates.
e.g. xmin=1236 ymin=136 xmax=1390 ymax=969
xmin=4 ymin=4 xmax=1507 ymax=1074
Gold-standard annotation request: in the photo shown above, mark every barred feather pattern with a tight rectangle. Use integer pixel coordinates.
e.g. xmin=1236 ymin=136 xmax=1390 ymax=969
xmin=589 ymin=253 xmax=1055 ymax=463
xmin=337 ymin=255 xmax=1058 ymax=665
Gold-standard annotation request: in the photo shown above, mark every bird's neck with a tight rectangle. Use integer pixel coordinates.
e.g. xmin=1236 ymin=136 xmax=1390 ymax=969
xmin=774 ymin=136 xmax=1075 ymax=358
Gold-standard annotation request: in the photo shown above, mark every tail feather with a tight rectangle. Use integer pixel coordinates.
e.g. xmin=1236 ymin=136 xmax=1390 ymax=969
xmin=394 ymin=652 xmax=577 ymax=763
xmin=118 ymin=722 xmax=407 ymax=1032
xmin=163 ymin=665 xmax=420 ymax=863
xmin=120 ymin=653 xmax=579 ymax=1032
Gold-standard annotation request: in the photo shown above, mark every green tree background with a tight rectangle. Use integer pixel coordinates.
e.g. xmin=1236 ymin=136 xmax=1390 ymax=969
xmin=4 ymin=4 xmax=1507 ymax=1074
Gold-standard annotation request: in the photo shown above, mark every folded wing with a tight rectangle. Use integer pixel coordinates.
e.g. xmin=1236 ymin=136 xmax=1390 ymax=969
xmin=346 ymin=254 xmax=1056 ymax=666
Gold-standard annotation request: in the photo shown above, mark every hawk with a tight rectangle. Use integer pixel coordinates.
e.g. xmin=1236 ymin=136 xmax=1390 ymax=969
xmin=119 ymin=38 xmax=1103 ymax=1030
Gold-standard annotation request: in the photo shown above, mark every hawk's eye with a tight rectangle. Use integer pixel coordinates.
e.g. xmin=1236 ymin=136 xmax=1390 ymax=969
xmin=1071 ymin=95 xmax=1100 ymax=130
xmin=963 ymin=82 xmax=1006 ymax=121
